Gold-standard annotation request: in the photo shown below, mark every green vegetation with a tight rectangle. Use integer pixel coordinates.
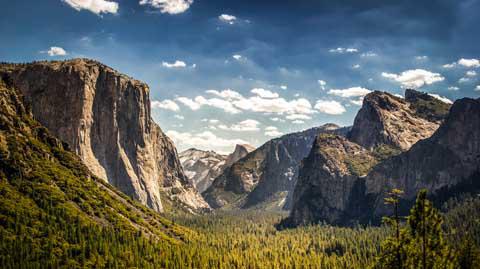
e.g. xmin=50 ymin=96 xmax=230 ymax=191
xmin=345 ymin=154 xmax=378 ymax=176
xmin=373 ymin=144 xmax=403 ymax=161
xmin=1 ymin=80 xmax=479 ymax=268
xmin=409 ymin=96 xmax=451 ymax=122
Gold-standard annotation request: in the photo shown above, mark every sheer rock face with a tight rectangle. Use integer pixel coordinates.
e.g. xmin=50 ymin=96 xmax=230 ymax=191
xmin=180 ymin=149 xmax=227 ymax=193
xmin=285 ymin=95 xmax=479 ymax=227
xmin=363 ymin=98 xmax=480 ymax=220
xmin=203 ymin=124 xmax=350 ymax=210
xmin=347 ymin=91 xmax=448 ymax=151
xmin=223 ymin=144 xmax=256 ymax=168
xmin=0 ymin=59 xmax=209 ymax=212
xmin=286 ymin=135 xmax=378 ymax=226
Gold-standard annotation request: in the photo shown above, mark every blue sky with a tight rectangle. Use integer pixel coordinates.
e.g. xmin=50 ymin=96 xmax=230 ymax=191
xmin=1 ymin=0 xmax=479 ymax=154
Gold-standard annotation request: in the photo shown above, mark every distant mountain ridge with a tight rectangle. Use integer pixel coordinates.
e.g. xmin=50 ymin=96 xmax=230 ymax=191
xmin=179 ymin=144 xmax=255 ymax=194
xmin=0 ymin=59 xmax=209 ymax=213
xmin=203 ymin=124 xmax=350 ymax=211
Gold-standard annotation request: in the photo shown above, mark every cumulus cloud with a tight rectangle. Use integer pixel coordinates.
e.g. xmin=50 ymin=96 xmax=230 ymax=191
xmin=232 ymin=54 xmax=243 ymax=61
xmin=318 ymin=80 xmax=327 ymax=90
xmin=286 ymin=114 xmax=312 ymax=121
xmin=328 ymin=87 xmax=371 ymax=98
xmin=178 ymin=89 xmax=314 ymax=118
xmin=218 ymin=119 xmax=260 ymax=132
xmin=329 ymin=47 xmax=358 ymax=54
xmin=459 ymin=77 xmax=471 ymax=83
xmin=442 ymin=58 xmax=480 ymax=69
xmin=167 ymin=130 xmax=248 ymax=154
xmin=139 ymin=0 xmax=193 ymax=14
xmin=448 ymin=86 xmax=460 ymax=91
xmin=264 ymin=126 xmax=283 ymax=137
xmin=350 ymin=98 xmax=364 ymax=106
xmin=466 ymin=70 xmax=477 ymax=77
xmin=177 ymin=96 xmax=241 ymax=114
xmin=219 ymin=14 xmax=237 ymax=24
xmin=251 ymin=88 xmax=279 ymax=98
xmin=476 ymin=85 xmax=480 ymax=91
xmin=280 ymin=85 xmax=288 ymax=90
xmin=458 ymin=58 xmax=480 ymax=68
xmin=314 ymin=100 xmax=346 ymax=115
xmin=151 ymin=99 xmax=180 ymax=111
xmin=352 ymin=64 xmax=361 ymax=69
xmin=44 ymin=46 xmax=68 ymax=56
xmin=63 ymin=0 xmax=118 ymax=15
xmin=162 ymin=60 xmax=187 ymax=68
xmin=382 ymin=69 xmax=444 ymax=88
xmin=428 ymin=94 xmax=453 ymax=104
xmin=292 ymin=120 xmax=305 ymax=124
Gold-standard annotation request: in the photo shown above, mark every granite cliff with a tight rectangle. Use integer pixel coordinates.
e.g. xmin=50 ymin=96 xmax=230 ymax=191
xmin=203 ymin=124 xmax=349 ymax=210
xmin=0 ymin=59 xmax=209 ymax=213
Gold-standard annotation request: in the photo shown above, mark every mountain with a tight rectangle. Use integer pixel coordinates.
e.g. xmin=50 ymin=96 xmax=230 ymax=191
xmin=179 ymin=149 xmax=227 ymax=193
xmin=348 ymin=90 xmax=449 ymax=151
xmin=179 ymin=144 xmax=255 ymax=193
xmin=0 ymin=59 xmax=209 ymax=213
xmin=223 ymin=144 xmax=256 ymax=168
xmin=0 ymin=79 xmax=192 ymax=266
xmin=284 ymin=90 xmax=455 ymax=227
xmin=203 ymin=124 xmax=349 ymax=211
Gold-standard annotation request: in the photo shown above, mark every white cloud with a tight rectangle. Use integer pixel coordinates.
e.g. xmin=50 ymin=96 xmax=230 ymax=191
xmin=442 ymin=63 xmax=456 ymax=69
xmin=476 ymin=85 xmax=480 ymax=91
xmin=167 ymin=130 xmax=248 ymax=153
xmin=458 ymin=58 xmax=480 ymax=68
xmin=232 ymin=54 xmax=243 ymax=60
xmin=459 ymin=77 xmax=471 ymax=83
xmin=442 ymin=58 xmax=480 ymax=69
xmin=264 ymin=126 xmax=283 ymax=137
xmin=428 ymin=94 xmax=453 ymax=104
xmin=466 ymin=70 xmax=477 ymax=77
xmin=45 ymin=46 xmax=68 ymax=56
xmin=151 ymin=99 xmax=180 ymax=111
xmin=206 ymin=89 xmax=243 ymax=100
xmin=286 ymin=114 xmax=312 ymax=121
xmin=201 ymin=118 xmax=220 ymax=124
xmin=174 ymin=115 xmax=184 ymax=120
xmin=318 ymin=80 xmax=327 ymax=90
xmin=270 ymin=117 xmax=285 ymax=122
xmin=448 ymin=86 xmax=460 ymax=91
xmin=352 ymin=64 xmax=361 ymax=69
xmin=251 ymin=88 xmax=279 ymax=98
xmin=292 ymin=120 xmax=305 ymax=124
xmin=329 ymin=47 xmax=358 ymax=54
xmin=350 ymin=98 xmax=364 ymax=106
xmin=361 ymin=52 xmax=377 ymax=57
xmin=162 ymin=60 xmax=187 ymax=68
xmin=328 ymin=87 xmax=371 ymax=98
xmin=219 ymin=14 xmax=237 ymax=24
xmin=218 ymin=119 xmax=260 ymax=132
xmin=314 ymin=100 xmax=346 ymax=115
xmin=415 ymin=56 xmax=428 ymax=60
xmin=139 ymin=0 xmax=193 ymax=14
xmin=382 ymin=69 xmax=444 ymax=88
xmin=63 ymin=0 xmax=118 ymax=15
xmin=176 ymin=97 xmax=201 ymax=110
xmin=280 ymin=85 xmax=288 ymax=90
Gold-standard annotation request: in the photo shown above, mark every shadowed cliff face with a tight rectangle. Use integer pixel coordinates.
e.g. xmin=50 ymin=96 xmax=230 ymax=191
xmin=283 ymin=90 xmax=458 ymax=227
xmin=203 ymin=124 xmax=350 ymax=211
xmin=0 ymin=59 xmax=209 ymax=213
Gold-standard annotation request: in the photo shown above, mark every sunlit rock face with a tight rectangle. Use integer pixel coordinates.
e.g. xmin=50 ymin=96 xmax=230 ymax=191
xmin=0 ymin=59 xmax=209 ymax=213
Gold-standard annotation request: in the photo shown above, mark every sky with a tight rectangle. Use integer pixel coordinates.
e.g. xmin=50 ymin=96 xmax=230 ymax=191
xmin=1 ymin=0 xmax=479 ymax=154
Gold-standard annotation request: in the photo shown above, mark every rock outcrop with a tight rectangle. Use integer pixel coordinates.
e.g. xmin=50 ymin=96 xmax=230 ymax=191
xmin=223 ymin=144 xmax=256 ymax=168
xmin=180 ymin=149 xmax=227 ymax=193
xmin=203 ymin=124 xmax=350 ymax=210
xmin=348 ymin=90 xmax=449 ymax=151
xmin=283 ymin=89 xmax=456 ymax=227
xmin=0 ymin=59 xmax=209 ymax=213
xmin=286 ymin=134 xmax=378 ymax=226
xmin=362 ymin=97 xmax=480 ymax=221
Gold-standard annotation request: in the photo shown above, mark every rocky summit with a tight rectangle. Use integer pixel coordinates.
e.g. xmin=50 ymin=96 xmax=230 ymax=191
xmin=283 ymin=89 xmax=460 ymax=227
xmin=180 ymin=149 xmax=227 ymax=193
xmin=348 ymin=90 xmax=450 ymax=151
xmin=0 ymin=59 xmax=209 ymax=213
xmin=203 ymin=124 xmax=350 ymax=211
